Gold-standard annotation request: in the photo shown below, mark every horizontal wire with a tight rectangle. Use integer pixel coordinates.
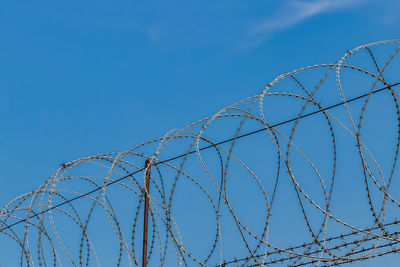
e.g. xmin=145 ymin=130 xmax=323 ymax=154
xmin=219 ymin=220 xmax=400 ymax=266
xmin=1 ymin=81 xmax=400 ymax=233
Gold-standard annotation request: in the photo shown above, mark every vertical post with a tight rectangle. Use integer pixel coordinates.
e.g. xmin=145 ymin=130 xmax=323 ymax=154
xmin=142 ymin=159 xmax=151 ymax=267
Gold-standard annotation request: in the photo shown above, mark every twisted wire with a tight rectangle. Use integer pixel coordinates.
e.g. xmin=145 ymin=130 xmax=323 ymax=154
xmin=1 ymin=39 xmax=400 ymax=266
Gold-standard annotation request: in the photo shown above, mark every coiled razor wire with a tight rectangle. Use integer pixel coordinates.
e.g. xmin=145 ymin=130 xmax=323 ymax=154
xmin=1 ymin=40 xmax=400 ymax=266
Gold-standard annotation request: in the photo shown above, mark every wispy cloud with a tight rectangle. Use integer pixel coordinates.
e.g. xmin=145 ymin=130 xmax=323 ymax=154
xmin=248 ymin=0 xmax=363 ymax=39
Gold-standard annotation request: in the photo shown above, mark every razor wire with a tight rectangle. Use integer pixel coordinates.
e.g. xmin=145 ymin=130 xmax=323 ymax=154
xmin=1 ymin=39 xmax=400 ymax=266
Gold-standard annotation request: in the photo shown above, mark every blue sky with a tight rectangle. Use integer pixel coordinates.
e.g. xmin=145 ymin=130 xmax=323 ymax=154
xmin=1 ymin=0 xmax=400 ymax=266
xmin=1 ymin=0 xmax=399 ymax=199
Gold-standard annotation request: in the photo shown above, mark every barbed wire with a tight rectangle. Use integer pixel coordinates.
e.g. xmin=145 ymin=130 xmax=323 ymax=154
xmin=219 ymin=219 xmax=400 ymax=266
xmin=1 ymin=39 xmax=400 ymax=266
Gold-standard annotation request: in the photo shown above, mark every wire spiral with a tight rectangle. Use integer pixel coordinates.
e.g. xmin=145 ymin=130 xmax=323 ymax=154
xmin=1 ymin=40 xmax=400 ymax=266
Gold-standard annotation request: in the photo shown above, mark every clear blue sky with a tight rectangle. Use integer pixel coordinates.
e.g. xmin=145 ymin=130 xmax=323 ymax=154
xmin=1 ymin=0 xmax=400 ymax=266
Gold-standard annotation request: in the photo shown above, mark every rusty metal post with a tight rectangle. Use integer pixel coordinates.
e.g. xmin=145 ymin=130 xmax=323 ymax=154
xmin=142 ymin=159 xmax=151 ymax=267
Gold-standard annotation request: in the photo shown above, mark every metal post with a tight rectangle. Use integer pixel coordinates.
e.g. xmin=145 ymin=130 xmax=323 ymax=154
xmin=142 ymin=159 xmax=151 ymax=267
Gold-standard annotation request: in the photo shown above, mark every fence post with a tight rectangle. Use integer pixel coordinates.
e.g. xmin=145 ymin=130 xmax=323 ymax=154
xmin=142 ymin=159 xmax=152 ymax=267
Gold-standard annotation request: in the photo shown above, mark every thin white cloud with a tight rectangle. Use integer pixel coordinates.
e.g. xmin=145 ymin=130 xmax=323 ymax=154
xmin=248 ymin=0 xmax=363 ymax=38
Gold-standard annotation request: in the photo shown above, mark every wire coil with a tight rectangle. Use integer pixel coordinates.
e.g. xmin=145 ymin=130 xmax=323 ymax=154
xmin=1 ymin=40 xmax=400 ymax=266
